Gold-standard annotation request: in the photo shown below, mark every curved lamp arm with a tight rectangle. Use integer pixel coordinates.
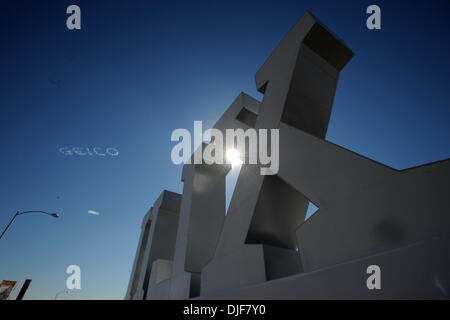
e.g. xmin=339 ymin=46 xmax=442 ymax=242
xmin=0 ymin=210 xmax=60 ymax=240
xmin=19 ymin=211 xmax=59 ymax=218
xmin=54 ymin=290 xmax=70 ymax=300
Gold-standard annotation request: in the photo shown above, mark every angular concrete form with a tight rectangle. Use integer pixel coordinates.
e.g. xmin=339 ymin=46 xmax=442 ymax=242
xmin=126 ymin=11 xmax=450 ymax=299
xmin=200 ymin=235 xmax=450 ymax=299
xmin=125 ymin=208 xmax=152 ymax=300
xmin=201 ymin=10 xmax=354 ymax=296
xmin=125 ymin=190 xmax=181 ymax=300
xmin=169 ymin=92 xmax=261 ymax=299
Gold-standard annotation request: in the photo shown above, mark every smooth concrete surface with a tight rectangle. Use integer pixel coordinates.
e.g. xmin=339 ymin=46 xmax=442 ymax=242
xmin=168 ymin=162 xmax=229 ymax=299
xmin=199 ymin=235 xmax=450 ymax=299
xmin=125 ymin=208 xmax=152 ymax=300
xmin=146 ymin=259 xmax=173 ymax=300
xmin=169 ymin=92 xmax=260 ymax=299
xmin=279 ymin=122 xmax=450 ymax=272
xmin=126 ymin=190 xmax=181 ymax=300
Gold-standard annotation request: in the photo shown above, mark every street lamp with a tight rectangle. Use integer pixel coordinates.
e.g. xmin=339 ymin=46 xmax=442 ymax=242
xmin=54 ymin=290 xmax=70 ymax=300
xmin=0 ymin=210 xmax=60 ymax=240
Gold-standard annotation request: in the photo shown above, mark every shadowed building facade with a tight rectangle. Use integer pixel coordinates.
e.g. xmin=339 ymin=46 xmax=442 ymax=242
xmin=126 ymin=11 xmax=450 ymax=300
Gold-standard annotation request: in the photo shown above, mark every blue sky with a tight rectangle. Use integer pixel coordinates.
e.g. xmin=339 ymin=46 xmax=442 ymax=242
xmin=0 ymin=0 xmax=449 ymax=299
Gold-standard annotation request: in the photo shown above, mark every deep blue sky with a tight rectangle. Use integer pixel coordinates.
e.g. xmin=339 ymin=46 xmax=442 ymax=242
xmin=0 ymin=0 xmax=449 ymax=299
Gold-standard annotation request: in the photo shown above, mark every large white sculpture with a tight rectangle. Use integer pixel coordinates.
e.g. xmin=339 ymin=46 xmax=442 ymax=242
xmin=126 ymin=11 xmax=450 ymax=300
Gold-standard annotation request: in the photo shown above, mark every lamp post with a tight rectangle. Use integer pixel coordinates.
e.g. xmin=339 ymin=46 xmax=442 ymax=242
xmin=54 ymin=290 xmax=70 ymax=300
xmin=0 ymin=210 xmax=60 ymax=240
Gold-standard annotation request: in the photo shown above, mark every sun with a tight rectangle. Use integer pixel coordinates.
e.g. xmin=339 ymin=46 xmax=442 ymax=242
xmin=226 ymin=148 xmax=243 ymax=166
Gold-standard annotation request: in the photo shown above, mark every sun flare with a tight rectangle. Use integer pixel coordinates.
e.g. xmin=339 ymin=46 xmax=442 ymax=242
xmin=226 ymin=148 xmax=243 ymax=166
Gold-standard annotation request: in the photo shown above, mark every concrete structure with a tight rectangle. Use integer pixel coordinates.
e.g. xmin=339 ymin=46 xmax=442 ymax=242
xmin=125 ymin=190 xmax=181 ymax=300
xmin=126 ymin=11 xmax=450 ymax=299
xmin=169 ymin=92 xmax=261 ymax=299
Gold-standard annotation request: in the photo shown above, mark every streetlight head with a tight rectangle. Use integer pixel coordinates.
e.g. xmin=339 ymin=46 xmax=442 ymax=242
xmin=51 ymin=213 xmax=60 ymax=218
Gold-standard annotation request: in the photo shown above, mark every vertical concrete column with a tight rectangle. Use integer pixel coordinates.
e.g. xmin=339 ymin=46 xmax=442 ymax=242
xmin=132 ymin=190 xmax=181 ymax=300
xmin=124 ymin=209 xmax=152 ymax=300
xmin=169 ymin=93 xmax=260 ymax=299
xmin=169 ymin=162 xmax=230 ymax=299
